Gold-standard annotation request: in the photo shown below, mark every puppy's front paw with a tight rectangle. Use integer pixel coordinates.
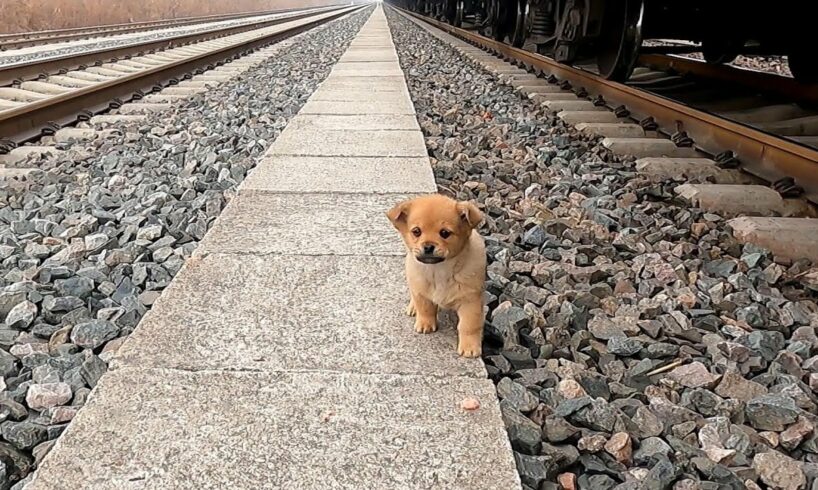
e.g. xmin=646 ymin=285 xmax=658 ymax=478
xmin=414 ymin=318 xmax=437 ymax=334
xmin=457 ymin=336 xmax=482 ymax=358
xmin=405 ymin=299 xmax=416 ymax=317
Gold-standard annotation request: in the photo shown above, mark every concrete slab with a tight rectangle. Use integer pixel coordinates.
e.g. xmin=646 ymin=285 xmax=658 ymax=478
xmin=338 ymin=51 xmax=399 ymax=62
xmin=270 ymin=128 xmax=427 ymax=157
xmin=19 ymin=81 xmax=72 ymax=95
xmin=198 ymin=193 xmax=409 ymax=256
xmin=90 ymin=114 xmax=147 ymax=126
xmin=576 ymin=122 xmax=646 ymax=138
xmin=299 ymin=97 xmax=415 ymax=115
xmin=30 ymin=368 xmax=518 ymax=490
xmin=116 ymin=103 xmax=171 ymax=115
xmin=319 ymin=76 xmax=407 ymax=91
xmin=115 ymin=254 xmax=480 ymax=375
xmin=241 ymin=156 xmax=436 ymax=194
xmin=0 ymin=87 xmax=50 ymax=102
xmin=635 ymin=157 xmax=749 ymax=184
xmin=0 ymin=146 xmax=62 ymax=165
xmin=0 ymin=167 xmax=38 ymax=180
xmin=675 ymin=184 xmax=814 ymax=217
xmin=160 ymin=87 xmax=204 ymax=96
xmin=530 ymin=92 xmax=585 ymax=103
xmin=54 ymin=128 xmax=98 ymax=143
xmin=287 ymin=114 xmax=420 ymax=131
xmin=518 ymin=85 xmax=570 ymax=95
xmin=602 ymin=137 xmax=700 ymax=158
xmin=310 ymin=87 xmax=411 ymax=102
xmin=543 ymin=100 xmax=606 ymax=112
xmin=559 ymin=111 xmax=622 ymax=124
xmin=330 ymin=62 xmax=405 ymax=77
xmin=729 ymin=217 xmax=818 ymax=263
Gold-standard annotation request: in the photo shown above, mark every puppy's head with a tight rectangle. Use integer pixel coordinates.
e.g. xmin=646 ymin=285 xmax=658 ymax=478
xmin=387 ymin=194 xmax=483 ymax=264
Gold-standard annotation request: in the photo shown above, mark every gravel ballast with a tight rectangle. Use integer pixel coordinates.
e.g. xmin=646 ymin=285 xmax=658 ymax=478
xmin=387 ymin=9 xmax=818 ymax=490
xmin=0 ymin=7 xmax=371 ymax=488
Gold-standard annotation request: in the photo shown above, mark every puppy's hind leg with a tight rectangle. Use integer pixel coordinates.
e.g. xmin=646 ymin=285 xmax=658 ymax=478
xmin=411 ymin=293 xmax=438 ymax=334
xmin=405 ymin=296 xmax=416 ymax=317
xmin=456 ymin=297 xmax=484 ymax=358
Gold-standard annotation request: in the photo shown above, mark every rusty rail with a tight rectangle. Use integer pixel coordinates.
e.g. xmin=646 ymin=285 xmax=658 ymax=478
xmin=0 ymin=6 xmax=337 ymax=86
xmin=397 ymin=7 xmax=818 ymax=205
xmin=0 ymin=6 xmax=361 ymax=145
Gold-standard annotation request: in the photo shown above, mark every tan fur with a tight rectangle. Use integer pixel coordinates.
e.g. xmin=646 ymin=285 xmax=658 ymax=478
xmin=387 ymin=194 xmax=486 ymax=358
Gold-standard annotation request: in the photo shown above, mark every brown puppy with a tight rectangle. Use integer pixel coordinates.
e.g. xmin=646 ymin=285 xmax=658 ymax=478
xmin=387 ymin=194 xmax=486 ymax=358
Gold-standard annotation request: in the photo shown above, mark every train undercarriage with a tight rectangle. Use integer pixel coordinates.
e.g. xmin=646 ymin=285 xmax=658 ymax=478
xmin=393 ymin=0 xmax=814 ymax=83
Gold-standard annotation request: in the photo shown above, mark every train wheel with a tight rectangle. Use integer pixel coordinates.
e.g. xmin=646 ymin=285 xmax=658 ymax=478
xmin=596 ymin=0 xmax=643 ymax=81
xmin=789 ymin=50 xmax=818 ymax=84
xmin=483 ymin=0 xmax=507 ymax=42
xmin=508 ymin=0 xmax=528 ymax=48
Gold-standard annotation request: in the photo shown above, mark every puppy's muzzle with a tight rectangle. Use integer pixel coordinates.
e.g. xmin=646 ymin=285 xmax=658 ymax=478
xmin=415 ymin=243 xmax=444 ymax=264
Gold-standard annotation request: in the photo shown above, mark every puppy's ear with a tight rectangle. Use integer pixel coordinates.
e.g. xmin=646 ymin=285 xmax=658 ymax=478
xmin=456 ymin=201 xmax=483 ymax=230
xmin=386 ymin=200 xmax=411 ymax=231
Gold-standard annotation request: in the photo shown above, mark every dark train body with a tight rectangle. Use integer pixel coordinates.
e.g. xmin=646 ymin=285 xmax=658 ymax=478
xmin=390 ymin=0 xmax=813 ymax=83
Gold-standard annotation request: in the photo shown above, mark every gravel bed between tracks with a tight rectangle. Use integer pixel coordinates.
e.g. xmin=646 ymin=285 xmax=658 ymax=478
xmin=0 ymin=10 xmax=318 ymax=67
xmin=388 ymin=10 xmax=818 ymax=490
xmin=0 ymin=7 xmax=371 ymax=488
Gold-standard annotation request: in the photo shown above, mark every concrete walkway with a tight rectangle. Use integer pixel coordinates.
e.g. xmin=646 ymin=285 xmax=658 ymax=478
xmin=28 ymin=6 xmax=521 ymax=489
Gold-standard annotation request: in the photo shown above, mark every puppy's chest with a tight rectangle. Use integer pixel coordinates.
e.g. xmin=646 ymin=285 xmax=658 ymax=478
xmin=415 ymin=268 xmax=464 ymax=307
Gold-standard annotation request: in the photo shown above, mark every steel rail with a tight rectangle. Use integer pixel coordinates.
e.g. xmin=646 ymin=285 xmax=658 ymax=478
xmin=638 ymin=54 xmax=818 ymax=107
xmin=0 ymin=7 xmax=314 ymax=49
xmin=0 ymin=6 xmax=339 ymax=87
xmin=0 ymin=6 xmax=362 ymax=145
xmin=396 ymin=7 xmax=818 ymax=205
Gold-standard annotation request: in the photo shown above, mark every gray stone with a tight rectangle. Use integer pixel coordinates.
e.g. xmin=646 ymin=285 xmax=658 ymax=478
xmin=70 ymin=320 xmax=118 ymax=350
xmin=4 ymin=301 xmax=37 ymax=330
xmin=746 ymin=394 xmax=801 ymax=431
xmin=1 ymin=422 xmax=47 ymax=451
xmin=497 ymin=377 xmax=538 ymax=413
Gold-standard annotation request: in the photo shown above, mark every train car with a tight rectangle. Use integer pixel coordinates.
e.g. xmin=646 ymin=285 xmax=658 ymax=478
xmin=392 ymin=0 xmax=814 ymax=83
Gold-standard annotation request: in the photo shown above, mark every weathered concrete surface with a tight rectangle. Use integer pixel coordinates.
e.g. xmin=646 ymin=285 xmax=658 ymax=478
xmin=198 ymin=193 xmax=409 ymax=256
xmin=270 ymin=127 xmax=427 ymax=157
xmin=330 ymin=61 xmax=405 ymax=77
xmin=287 ymin=114 xmax=419 ymax=131
xmin=308 ymin=88 xmax=408 ymax=102
xmin=300 ymin=97 xmax=416 ymax=115
xmin=241 ymin=155 xmax=435 ymax=193
xmin=339 ymin=49 xmax=399 ymax=62
xmin=559 ymin=111 xmax=622 ymax=124
xmin=0 ymin=146 xmax=62 ymax=166
xmin=675 ymin=184 xmax=814 ymax=217
xmin=729 ymin=217 xmax=818 ymax=263
xmin=635 ymin=157 xmax=750 ymax=184
xmin=115 ymin=254 xmax=482 ymax=376
xmin=29 ymin=368 xmax=516 ymax=490
xmin=602 ymin=137 xmax=700 ymax=158
xmin=319 ymin=76 xmax=407 ymax=91
xmin=576 ymin=122 xmax=646 ymax=138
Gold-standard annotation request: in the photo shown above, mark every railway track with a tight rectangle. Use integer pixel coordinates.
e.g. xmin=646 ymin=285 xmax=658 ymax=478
xmin=0 ymin=7 xmax=311 ymax=51
xmin=0 ymin=6 xmax=356 ymax=148
xmin=0 ymin=6 xmax=337 ymax=85
xmin=396 ymin=7 xmax=818 ymax=208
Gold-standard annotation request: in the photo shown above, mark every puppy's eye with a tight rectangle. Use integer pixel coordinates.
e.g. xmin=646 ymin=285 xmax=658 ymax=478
xmin=440 ymin=229 xmax=451 ymax=239
xmin=411 ymin=227 xmax=422 ymax=237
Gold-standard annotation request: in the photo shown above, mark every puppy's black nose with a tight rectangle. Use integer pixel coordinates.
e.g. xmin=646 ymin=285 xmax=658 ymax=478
xmin=422 ymin=244 xmax=436 ymax=255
